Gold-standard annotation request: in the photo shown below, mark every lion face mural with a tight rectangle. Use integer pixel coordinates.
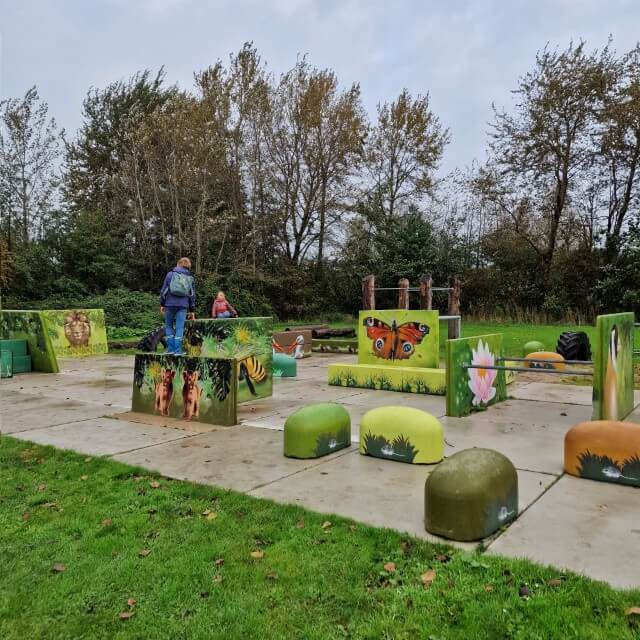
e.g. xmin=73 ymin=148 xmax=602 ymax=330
xmin=64 ymin=311 xmax=91 ymax=347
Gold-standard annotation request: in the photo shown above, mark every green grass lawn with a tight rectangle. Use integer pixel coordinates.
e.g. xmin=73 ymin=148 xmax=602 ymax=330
xmin=2 ymin=437 xmax=639 ymax=640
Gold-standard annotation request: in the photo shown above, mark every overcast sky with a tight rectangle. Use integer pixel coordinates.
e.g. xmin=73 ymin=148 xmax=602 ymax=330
xmin=2 ymin=0 xmax=639 ymax=172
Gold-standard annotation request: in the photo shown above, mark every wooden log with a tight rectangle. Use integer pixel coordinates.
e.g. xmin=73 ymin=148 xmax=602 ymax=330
xmin=284 ymin=324 xmax=329 ymax=332
xmin=362 ymin=274 xmax=375 ymax=310
xmin=398 ymin=278 xmax=410 ymax=310
xmin=448 ymin=275 xmax=462 ymax=339
xmin=419 ymin=273 xmax=433 ymax=310
xmin=313 ymin=327 xmax=356 ymax=339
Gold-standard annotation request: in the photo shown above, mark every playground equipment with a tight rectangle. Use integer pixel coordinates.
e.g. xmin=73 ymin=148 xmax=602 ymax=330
xmin=41 ymin=309 xmax=108 ymax=357
xmin=359 ymin=406 xmax=444 ymax=464
xmin=425 ymin=448 xmax=518 ymax=541
xmin=362 ymin=273 xmax=462 ymax=339
xmin=564 ymin=420 xmax=640 ymax=488
xmin=556 ymin=330 xmax=591 ymax=362
xmin=284 ymin=403 xmax=351 ymax=459
xmin=272 ymin=330 xmax=311 ymax=358
xmin=0 ymin=311 xmax=59 ymax=373
xmin=446 ymin=312 xmax=634 ymax=421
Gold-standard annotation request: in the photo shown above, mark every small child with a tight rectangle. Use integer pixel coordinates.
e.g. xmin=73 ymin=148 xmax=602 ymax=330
xmin=211 ymin=291 xmax=238 ymax=319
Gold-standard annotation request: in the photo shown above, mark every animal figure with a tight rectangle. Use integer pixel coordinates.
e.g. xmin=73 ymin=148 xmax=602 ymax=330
xmin=239 ymin=356 xmax=267 ymax=395
xmin=182 ymin=370 xmax=202 ymax=420
xmin=363 ymin=317 xmax=429 ymax=361
xmin=155 ymin=369 xmax=175 ymax=416
xmin=64 ymin=311 xmax=91 ymax=347
xmin=272 ymin=335 xmax=304 ymax=357
xmin=293 ymin=335 xmax=305 ymax=359
xmin=603 ymin=325 xmax=619 ymax=420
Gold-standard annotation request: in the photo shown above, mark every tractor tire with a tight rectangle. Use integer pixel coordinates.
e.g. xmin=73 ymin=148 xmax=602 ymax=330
xmin=556 ymin=331 xmax=591 ymax=362
xmin=137 ymin=326 xmax=167 ymax=352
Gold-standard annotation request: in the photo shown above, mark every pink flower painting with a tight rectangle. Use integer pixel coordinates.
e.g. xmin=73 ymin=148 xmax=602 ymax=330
xmin=468 ymin=339 xmax=497 ymax=406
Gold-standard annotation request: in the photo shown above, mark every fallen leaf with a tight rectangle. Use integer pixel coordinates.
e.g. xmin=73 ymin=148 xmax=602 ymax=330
xmin=349 ymin=525 xmax=357 ymax=532
xmin=38 ymin=483 xmax=46 ymax=492
xmin=435 ymin=553 xmax=451 ymax=563
xmin=383 ymin=562 xmax=396 ymax=573
xmin=150 ymin=481 xmax=160 ymax=489
xmin=250 ymin=550 xmax=264 ymax=560
xmin=200 ymin=591 xmax=209 ymax=598
xmin=80 ymin=475 xmax=89 ymax=481
xmin=138 ymin=549 xmax=151 ymax=558
xmin=321 ymin=521 xmax=332 ymax=530
xmin=421 ymin=569 xmax=436 ymax=587
xmin=547 ymin=578 xmax=562 ymax=587
xmin=266 ymin=572 xmax=278 ymax=581
xmin=214 ymin=558 xmax=224 ymax=567
xmin=484 ymin=584 xmax=494 ymax=592
xmin=119 ymin=611 xmax=135 ymax=620
xmin=625 ymin=607 xmax=640 ymax=616
xmin=127 ymin=598 xmax=137 ymax=607
xmin=52 ymin=563 xmax=66 ymax=573
xmin=21 ymin=512 xmax=30 ymax=521
xmin=519 ymin=585 xmax=530 ymax=598
xmin=84 ymin=457 xmax=93 ymax=462
xmin=101 ymin=518 xmax=113 ymax=527
xmin=295 ymin=519 xmax=305 ymax=529
xmin=560 ymin=412 xmax=567 ymax=416
xmin=598 ymin=504 xmax=608 ymax=512
xmin=212 ymin=575 xmax=223 ymax=584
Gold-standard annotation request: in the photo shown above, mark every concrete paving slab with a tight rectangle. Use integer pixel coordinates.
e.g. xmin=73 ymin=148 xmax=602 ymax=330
xmin=488 ymin=474 xmax=640 ymax=589
xmin=1 ymin=391 xmax=118 ymax=433
xmin=13 ymin=380 xmax=132 ymax=408
xmin=12 ymin=417 xmax=191 ymax=456
xmin=114 ymin=411 xmax=218 ymax=434
xmin=250 ymin=450 xmax=557 ymax=548
xmin=440 ymin=400 xmax=592 ymax=474
xmin=112 ymin=425 xmax=353 ymax=492
xmin=509 ymin=382 xmax=593 ymax=405
xmin=341 ymin=390 xmax=446 ymax=416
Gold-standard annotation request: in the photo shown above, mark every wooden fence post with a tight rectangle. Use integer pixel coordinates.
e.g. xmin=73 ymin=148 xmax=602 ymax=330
xmin=419 ymin=273 xmax=433 ymax=310
xmin=362 ymin=275 xmax=376 ymax=310
xmin=448 ymin=275 xmax=462 ymax=339
xmin=398 ymin=278 xmax=410 ymax=310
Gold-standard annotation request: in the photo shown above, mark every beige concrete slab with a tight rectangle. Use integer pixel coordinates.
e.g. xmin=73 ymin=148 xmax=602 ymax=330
xmin=0 ymin=391 xmax=118 ymax=433
xmin=12 ymin=417 xmax=191 ymax=456
xmin=441 ymin=400 xmax=592 ymax=474
xmin=341 ymin=390 xmax=446 ymax=416
xmin=8 ymin=379 xmax=132 ymax=409
xmin=509 ymin=382 xmax=594 ymax=405
xmin=114 ymin=411 xmax=218 ymax=434
xmin=112 ymin=425 xmax=353 ymax=492
xmin=488 ymin=474 xmax=640 ymax=589
xmin=250 ymin=449 xmax=557 ymax=548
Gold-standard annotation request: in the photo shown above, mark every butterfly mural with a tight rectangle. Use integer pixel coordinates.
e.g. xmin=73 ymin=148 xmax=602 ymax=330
xmin=363 ymin=316 xmax=430 ymax=361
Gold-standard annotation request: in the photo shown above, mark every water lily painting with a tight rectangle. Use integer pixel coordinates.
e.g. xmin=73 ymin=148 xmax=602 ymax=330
xmin=446 ymin=333 xmax=507 ymax=417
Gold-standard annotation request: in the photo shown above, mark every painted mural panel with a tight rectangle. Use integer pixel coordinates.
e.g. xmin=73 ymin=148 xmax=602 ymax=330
xmin=592 ymin=312 xmax=634 ymax=421
xmin=0 ymin=311 xmax=59 ymax=373
xmin=446 ymin=333 xmax=507 ymax=417
xmin=357 ymin=310 xmax=439 ymax=368
xmin=183 ymin=317 xmax=273 ymax=403
xmin=272 ymin=330 xmax=312 ymax=358
xmin=42 ymin=309 xmax=108 ymax=357
xmin=132 ymin=353 xmax=237 ymax=426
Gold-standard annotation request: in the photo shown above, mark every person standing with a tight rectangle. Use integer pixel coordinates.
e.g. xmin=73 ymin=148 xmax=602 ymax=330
xmin=160 ymin=257 xmax=196 ymax=355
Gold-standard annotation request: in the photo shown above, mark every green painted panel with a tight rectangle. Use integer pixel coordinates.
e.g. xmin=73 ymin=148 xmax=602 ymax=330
xmin=284 ymin=403 xmax=351 ymax=459
xmin=0 ymin=350 xmax=12 ymax=378
xmin=273 ymin=352 xmax=297 ymax=377
xmin=592 ymin=312 xmax=634 ymax=421
xmin=41 ymin=309 xmax=108 ymax=357
xmin=328 ymin=363 xmax=445 ymax=395
xmin=446 ymin=333 xmax=507 ymax=417
xmin=184 ymin=317 xmax=273 ymax=403
xmin=132 ymin=353 xmax=237 ymax=426
xmin=0 ymin=311 xmax=59 ymax=373
xmin=358 ymin=310 xmax=439 ymax=368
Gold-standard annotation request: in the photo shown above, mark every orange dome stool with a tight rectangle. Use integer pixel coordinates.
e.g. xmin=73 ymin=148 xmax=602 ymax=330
xmin=524 ymin=351 xmax=566 ymax=371
xmin=564 ymin=420 xmax=640 ymax=487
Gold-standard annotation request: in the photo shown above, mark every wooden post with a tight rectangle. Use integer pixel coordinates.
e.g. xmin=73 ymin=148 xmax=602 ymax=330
xmin=448 ymin=275 xmax=462 ymax=339
xmin=419 ymin=273 xmax=433 ymax=310
xmin=362 ymin=275 xmax=375 ymax=310
xmin=398 ymin=278 xmax=410 ymax=310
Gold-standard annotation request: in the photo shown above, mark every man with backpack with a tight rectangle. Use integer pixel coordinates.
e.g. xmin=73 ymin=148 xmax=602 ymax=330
xmin=160 ymin=257 xmax=196 ymax=355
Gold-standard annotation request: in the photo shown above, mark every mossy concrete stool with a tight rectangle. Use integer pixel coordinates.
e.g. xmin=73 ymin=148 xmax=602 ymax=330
xmin=565 ymin=420 xmax=640 ymax=487
xmin=522 ymin=340 xmax=545 ymax=356
xmin=273 ymin=352 xmax=297 ymax=377
xmin=284 ymin=403 xmax=351 ymax=459
xmin=359 ymin=406 xmax=444 ymax=464
xmin=425 ymin=448 xmax=518 ymax=541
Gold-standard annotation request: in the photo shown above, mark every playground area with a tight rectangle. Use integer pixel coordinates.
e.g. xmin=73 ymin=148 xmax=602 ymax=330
xmin=3 ymin=349 xmax=640 ymax=589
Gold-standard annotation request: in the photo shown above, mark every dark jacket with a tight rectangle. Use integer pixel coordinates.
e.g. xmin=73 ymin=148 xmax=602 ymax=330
xmin=160 ymin=266 xmax=195 ymax=311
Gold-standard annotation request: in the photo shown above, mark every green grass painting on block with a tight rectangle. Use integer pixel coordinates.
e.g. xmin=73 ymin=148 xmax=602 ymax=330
xmin=446 ymin=333 xmax=507 ymax=417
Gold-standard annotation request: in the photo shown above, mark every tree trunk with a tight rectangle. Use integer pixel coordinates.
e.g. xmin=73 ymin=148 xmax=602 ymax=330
xmin=398 ymin=278 xmax=410 ymax=310
xmin=362 ymin=274 xmax=375 ymax=310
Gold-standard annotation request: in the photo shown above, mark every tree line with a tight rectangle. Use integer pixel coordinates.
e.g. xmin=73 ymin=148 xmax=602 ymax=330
xmin=1 ymin=40 xmax=639 ymax=322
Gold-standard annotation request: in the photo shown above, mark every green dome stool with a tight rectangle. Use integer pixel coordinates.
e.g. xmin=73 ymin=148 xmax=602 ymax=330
xmin=425 ymin=448 xmax=518 ymax=541
xmin=522 ymin=340 xmax=545 ymax=356
xmin=359 ymin=406 xmax=444 ymax=464
xmin=284 ymin=403 xmax=351 ymax=459
xmin=273 ymin=352 xmax=297 ymax=377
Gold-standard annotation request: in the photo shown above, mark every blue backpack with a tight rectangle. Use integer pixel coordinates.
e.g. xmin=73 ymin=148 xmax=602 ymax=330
xmin=168 ymin=271 xmax=194 ymax=297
